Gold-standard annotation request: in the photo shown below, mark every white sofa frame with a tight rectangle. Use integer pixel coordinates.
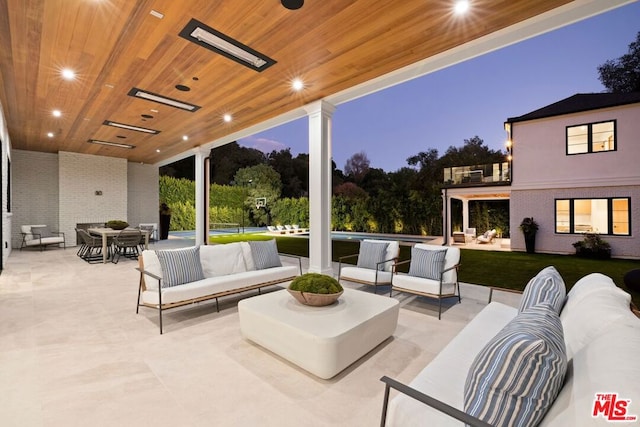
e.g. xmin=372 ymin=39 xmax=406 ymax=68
xmin=136 ymin=250 xmax=302 ymax=334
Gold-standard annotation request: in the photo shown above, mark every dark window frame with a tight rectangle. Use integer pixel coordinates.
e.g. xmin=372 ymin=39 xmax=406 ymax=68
xmin=554 ymin=197 xmax=631 ymax=236
xmin=565 ymin=119 xmax=617 ymax=155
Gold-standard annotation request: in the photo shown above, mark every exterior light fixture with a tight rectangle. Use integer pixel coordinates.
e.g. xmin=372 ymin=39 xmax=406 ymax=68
xmin=223 ymin=114 xmax=232 ymax=123
xmin=128 ymin=88 xmax=200 ymax=112
xmin=52 ymin=110 xmax=62 ymax=117
xmin=103 ymin=120 xmax=160 ymax=134
xmin=88 ymin=139 xmax=135 ymax=149
xmin=179 ymin=19 xmax=276 ymax=72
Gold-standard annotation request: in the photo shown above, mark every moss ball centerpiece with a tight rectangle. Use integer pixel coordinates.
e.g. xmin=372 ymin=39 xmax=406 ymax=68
xmin=106 ymin=220 xmax=129 ymax=230
xmin=288 ymin=273 xmax=344 ymax=307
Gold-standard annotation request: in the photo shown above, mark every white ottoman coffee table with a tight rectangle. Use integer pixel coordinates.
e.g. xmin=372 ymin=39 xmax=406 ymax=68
xmin=238 ymin=288 xmax=399 ymax=379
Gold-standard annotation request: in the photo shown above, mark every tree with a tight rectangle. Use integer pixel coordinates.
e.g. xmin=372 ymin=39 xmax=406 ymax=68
xmin=210 ymin=142 xmax=265 ymax=185
xmin=598 ymin=31 xmax=640 ymax=93
xmin=438 ymin=136 xmax=505 ymax=169
xmin=267 ymin=149 xmax=308 ymax=198
xmin=344 ymin=151 xmax=370 ymax=183
xmin=234 ymin=164 xmax=282 ymax=226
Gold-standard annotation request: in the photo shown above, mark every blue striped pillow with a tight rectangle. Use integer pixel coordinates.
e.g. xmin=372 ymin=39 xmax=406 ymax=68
xmin=519 ymin=266 xmax=566 ymax=314
xmin=249 ymin=239 xmax=282 ymax=270
xmin=464 ymin=303 xmax=567 ymax=427
xmin=357 ymin=241 xmax=389 ymax=270
xmin=408 ymin=247 xmax=447 ymax=280
xmin=156 ymin=246 xmax=205 ymax=288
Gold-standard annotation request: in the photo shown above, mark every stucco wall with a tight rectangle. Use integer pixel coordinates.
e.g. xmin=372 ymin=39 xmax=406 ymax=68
xmin=127 ymin=162 xmax=159 ymax=229
xmin=59 ymin=152 xmax=127 ymax=246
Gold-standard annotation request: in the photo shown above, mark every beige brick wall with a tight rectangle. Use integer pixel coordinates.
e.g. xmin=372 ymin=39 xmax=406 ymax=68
xmin=11 ymin=150 xmax=60 ymax=248
xmin=59 ymin=152 xmax=127 ymax=245
xmin=511 ymin=186 xmax=640 ymax=258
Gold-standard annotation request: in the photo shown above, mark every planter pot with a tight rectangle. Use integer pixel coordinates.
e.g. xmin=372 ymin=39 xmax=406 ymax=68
xmin=159 ymin=214 xmax=171 ymax=240
xmin=575 ymin=247 xmax=611 ymax=260
xmin=524 ymin=234 xmax=536 ymax=254
xmin=287 ymin=289 xmax=343 ymax=307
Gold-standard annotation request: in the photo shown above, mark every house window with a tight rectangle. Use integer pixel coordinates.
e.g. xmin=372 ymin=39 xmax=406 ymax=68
xmin=566 ymin=120 xmax=615 ymax=154
xmin=555 ymin=197 xmax=630 ymax=235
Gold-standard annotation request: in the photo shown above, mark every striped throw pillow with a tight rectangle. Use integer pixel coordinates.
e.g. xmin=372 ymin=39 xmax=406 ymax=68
xmin=464 ymin=303 xmax=567 ymax=427
xmin=249 ymin=239 xmax=282 ymax=270
xmin=156 ymin=246 xmax=205 ymax=288
xmin=519 ymin=266 xmax=566 ymax=314
xmin=408 ymin=247 xmax=447 ymax=280
xmin=357 ymin=241 xmax=389 ymax=270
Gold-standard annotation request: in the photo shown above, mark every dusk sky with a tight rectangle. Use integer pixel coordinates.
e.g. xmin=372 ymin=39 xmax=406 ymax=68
xmin=239 ymin=2 xmax=640 ymax=173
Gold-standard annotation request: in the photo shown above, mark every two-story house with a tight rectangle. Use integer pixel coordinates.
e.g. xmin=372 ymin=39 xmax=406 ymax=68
xmin=507 ymin=92 xmax=640 ymax=258
xmin=443 ymin=92 xmax=640 ymax=259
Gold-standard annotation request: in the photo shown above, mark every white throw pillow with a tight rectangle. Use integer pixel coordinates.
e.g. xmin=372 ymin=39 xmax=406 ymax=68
xmin=200 ymin=243 xmax=247 ymax=277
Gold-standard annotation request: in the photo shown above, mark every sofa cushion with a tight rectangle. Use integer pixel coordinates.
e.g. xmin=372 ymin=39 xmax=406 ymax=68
xmin=339 ymin=266 xmax=393 ymax=285
xmin=560 ymin=274 xmax=632 ymax=359
xmin=156 ymin=246 xmax=205 ymax=288
xmin=464 ymin=303 xmax=567 ymax=427
xmin=519 ymin=266 xmax=566 ymax=314
xmin=414 ymin=244 xmax=459 ymax=284
xmin=200 ymin=243 xmax=247 ymax=277
xmin=31 ymin=225 xmax=52 ymax=238
xmin=408 ymin=247 xmax=446 ymax=280
xmin=362 ymin=239 xmax=399 ymax=272
xmin=357 ymin=240 xmax=389 ymax=270
xmin=249 ymin=239 xmax=282 ymax=270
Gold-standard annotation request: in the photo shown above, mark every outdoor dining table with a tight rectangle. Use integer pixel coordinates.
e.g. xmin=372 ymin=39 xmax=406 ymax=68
xmin=88 ymin=227 xmax=150 ymax=264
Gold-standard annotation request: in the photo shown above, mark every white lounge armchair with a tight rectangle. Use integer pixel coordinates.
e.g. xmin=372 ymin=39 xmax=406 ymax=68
xmin=20 ymin=224 xmax=66 ymax=251
xmin=464 ymin=227 xmax=476 ymax=243
xmin=338 ymin=240 xmax=400 ymax=293
xmin=391 ymin=244 xmax=461 ymax=319
xmin=476 ymin=229 xmax=497 ymax=244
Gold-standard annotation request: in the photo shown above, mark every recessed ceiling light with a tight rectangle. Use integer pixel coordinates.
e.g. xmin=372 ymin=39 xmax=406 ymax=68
xmin=281 ymin=0 xmax=304 ymax=10
xmin=223 ymin=114 xmax=232 ymax=123
xmin=156 ymin=149 xmax=161 ymax=153
xmin=52 ymin=110 xmax=61 ymax=117
xmin=292 ymin=78 xmax=304 ymax=91
xmin=61 ymin=68 xmax=76 ymax=80
xmin=47 ymin=132 xmax=54 ymax=138
xmin=182 ymin=135 xmax=189 ymax=141
xmin=175 ymin=84 xmax=190 ymax=92
xmin=150 ymin=9 xmax=164 ymax=19
xmin=454 ymin=0 xmax=470 ymax=14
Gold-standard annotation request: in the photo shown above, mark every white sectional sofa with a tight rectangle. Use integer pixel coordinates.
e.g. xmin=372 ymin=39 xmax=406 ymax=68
xmin=137 ymin=240 xmax=301 ymax=333
xmin=381 ymin=269 xmax=640 ymax=426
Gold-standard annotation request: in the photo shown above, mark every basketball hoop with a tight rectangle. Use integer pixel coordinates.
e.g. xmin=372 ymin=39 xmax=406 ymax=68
xmin=255 ymin=197 xmax=267 ymax=210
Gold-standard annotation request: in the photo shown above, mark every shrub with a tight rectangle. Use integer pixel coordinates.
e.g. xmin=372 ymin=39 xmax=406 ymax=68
xmin=289 ymin=273 xmax=343 ymax=294
xmin=572 ymin=233 xmax=611 ymax=259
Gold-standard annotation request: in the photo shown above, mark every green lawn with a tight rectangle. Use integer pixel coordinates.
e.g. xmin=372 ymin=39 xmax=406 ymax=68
xmin=209 ymin=234 xmax=640 ymax=305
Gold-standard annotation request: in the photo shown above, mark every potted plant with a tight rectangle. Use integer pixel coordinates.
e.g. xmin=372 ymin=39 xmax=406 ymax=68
xmin=288 ymin=273 xmax=344 ymax=306
xmin=572 ymin=233 xmax=611 ymax=259
xmin=106 ymin=220 xmax=129 ymax=230
xmin=519 ymin=217 xmax=539 ymax=254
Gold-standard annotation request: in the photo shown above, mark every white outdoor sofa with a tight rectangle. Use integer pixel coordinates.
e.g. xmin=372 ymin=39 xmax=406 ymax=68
xmin=20 ymin=224 xmax=66 ymax=251
xmin=380 ymin=267 xmax=640 ymax=426
xmin=137 ymin=240 xmax=301 ymax=333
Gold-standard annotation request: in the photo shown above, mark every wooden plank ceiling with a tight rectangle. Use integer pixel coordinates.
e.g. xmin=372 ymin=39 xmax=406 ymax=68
xmin=0 ymin=0 xmax=571 ymax=164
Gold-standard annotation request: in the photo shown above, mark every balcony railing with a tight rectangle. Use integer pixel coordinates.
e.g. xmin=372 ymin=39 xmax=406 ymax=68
xmin=443 ymin=162 xmax=510 ymax=187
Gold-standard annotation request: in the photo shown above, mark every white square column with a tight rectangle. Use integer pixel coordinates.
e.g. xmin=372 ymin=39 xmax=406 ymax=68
xmin=305 ymin=100 xmax=335 ymax=276
xmin=193 ymin=147 xmax=209 ymax=246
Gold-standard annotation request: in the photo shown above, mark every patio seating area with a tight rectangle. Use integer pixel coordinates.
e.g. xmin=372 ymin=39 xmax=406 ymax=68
xmin=0 ymin=240 xmax=522 ymax=426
